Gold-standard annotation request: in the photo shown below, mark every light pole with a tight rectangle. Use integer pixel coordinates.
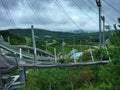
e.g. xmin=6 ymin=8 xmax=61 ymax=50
xmin=54 ymin=48 xmax=57 ymax=63
xmin=7 ymin=36 xmax=10 ymax=44
xmin=96 ymin=0 xmax=102 ymax=48
xmin=105 ymin=25 xmax=111 ymax=43
xmin=101 ymin=16 xmax=105 ymax=48
xmin=73 ymin=48 xmax=76 ymax=63
xmin=62 ymin=39 xmax=65 ymax=59
xmin=31 ymin=25 xmax=36 ymax=66
xmin=45 ymin=41 xmax=48 ymax=52
xmin=80 ymin=40 xmax=82 ymax=62
xmin=73 ymin=36 xmax=75 ymax=48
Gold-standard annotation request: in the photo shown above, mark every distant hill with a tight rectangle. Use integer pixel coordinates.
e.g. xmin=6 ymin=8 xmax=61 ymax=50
xmin=0 ymin=28 xmax=111 ymax=45
xmin=8 ymin=28 xmax=77 ymax=43
xmin=69 ymin=30 xmax=85 ymax=34
xmin=8 ymin=28 xmax=97 ymax=43
xmin=0 ymin=30 xmax=26 ymax=45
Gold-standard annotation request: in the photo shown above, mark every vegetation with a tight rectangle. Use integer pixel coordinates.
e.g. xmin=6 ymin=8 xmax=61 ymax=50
xmin=0 ymin=30 xmax=26 ymax=45
xmin=19 ymin=30 xmax=120 ymax=90
xmin=0 ymin=25 xmax=120 ymax=90
xmin=7 ymin=28 xmax=108 ymax=45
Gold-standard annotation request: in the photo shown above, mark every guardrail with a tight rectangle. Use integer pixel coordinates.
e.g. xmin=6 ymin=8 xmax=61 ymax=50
xmin=0 ymin=41 xmax=54 ymax=61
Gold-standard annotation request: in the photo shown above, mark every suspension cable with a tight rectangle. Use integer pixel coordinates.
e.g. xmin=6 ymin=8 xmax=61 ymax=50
xmin=55 ymin=0 xmax=81 ymax=30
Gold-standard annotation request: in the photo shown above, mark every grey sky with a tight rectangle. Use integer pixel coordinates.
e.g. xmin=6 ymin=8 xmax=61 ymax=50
xmin=0 ymin=0 xmax=120 ymax=32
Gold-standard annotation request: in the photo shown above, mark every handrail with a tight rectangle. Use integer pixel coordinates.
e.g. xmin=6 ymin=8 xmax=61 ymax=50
xmin=0 ymin=41 xmax=54 ymax=60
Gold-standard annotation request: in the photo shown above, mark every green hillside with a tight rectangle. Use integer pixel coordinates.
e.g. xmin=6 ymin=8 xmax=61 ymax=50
xmin=0 ymin=30 xmax=26 ymax=45
xmin=3 ymin=28 xmax=108 ymax=45
xmin=0 ymin=28 xmax=112 ymax=46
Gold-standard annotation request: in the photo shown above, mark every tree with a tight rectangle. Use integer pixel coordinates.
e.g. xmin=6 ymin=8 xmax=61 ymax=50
xmin=99 ymin=29 xmax=120 ymax=90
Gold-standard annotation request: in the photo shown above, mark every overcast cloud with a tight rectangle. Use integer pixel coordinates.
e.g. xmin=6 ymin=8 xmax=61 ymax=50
xmin=0 ymin=0 xmax=120 ymax=32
